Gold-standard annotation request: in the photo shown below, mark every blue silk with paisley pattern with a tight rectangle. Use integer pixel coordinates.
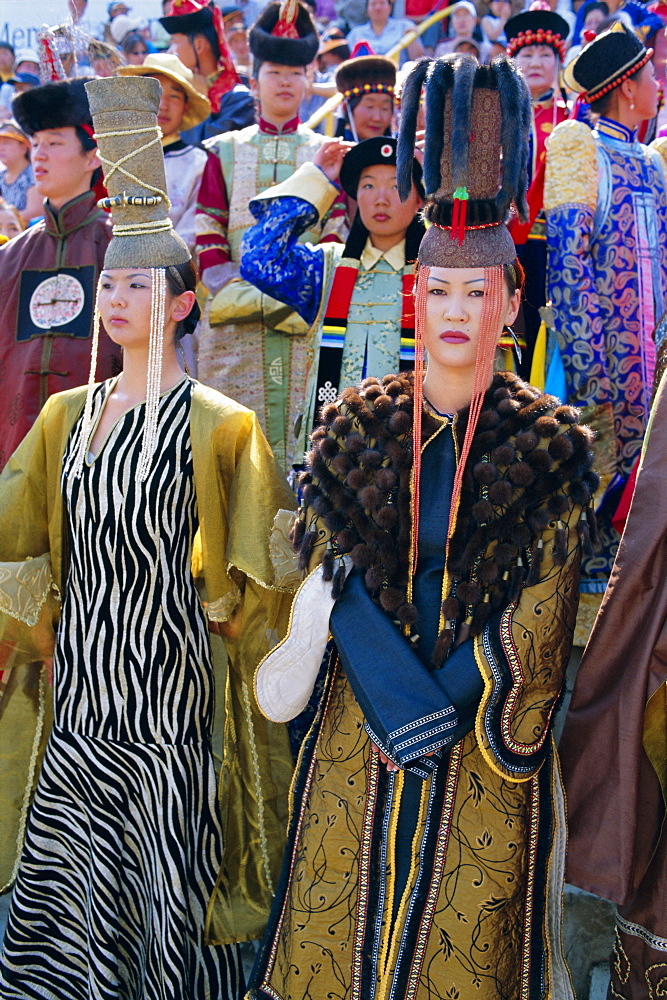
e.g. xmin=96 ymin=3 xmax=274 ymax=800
xmin=547 ymin=119 xmax=667 ymax=582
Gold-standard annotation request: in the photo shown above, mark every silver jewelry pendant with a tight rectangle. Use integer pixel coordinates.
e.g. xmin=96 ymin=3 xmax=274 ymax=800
xmin=507 ymin=325 xmax=522 ymax=365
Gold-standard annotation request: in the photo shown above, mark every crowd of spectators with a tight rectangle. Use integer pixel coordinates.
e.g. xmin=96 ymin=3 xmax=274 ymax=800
xmin=0 ymin=0 xmax=665 ymax=237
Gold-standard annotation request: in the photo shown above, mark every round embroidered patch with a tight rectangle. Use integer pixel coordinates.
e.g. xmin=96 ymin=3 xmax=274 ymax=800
xmin=381 ymin=143 xmax=393 ymax=157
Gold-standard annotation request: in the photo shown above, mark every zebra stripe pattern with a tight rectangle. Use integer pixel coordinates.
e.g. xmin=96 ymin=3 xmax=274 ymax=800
xmin=0 ymin=378 xmax=243 ymax=999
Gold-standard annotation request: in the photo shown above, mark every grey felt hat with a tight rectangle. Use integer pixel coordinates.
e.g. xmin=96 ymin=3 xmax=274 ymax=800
xmin=85 ymin=76 xmax=191 ymax=268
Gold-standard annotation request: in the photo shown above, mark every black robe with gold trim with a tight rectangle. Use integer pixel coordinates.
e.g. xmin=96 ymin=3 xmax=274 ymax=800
xmin=248 ymin=371 xmax=597 ymax=1000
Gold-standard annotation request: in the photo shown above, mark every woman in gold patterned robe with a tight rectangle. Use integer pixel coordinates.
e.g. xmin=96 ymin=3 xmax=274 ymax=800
xmin=249 ymin=54 xmax=598 ymax=1000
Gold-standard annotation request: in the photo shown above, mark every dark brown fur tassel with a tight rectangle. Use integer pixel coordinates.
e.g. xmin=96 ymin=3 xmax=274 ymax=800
xmin=430 ymin=627 xmax=453 ymax=669
xmin=454 ymin=621 xmax=471 ymax=647
xmin=506 ymin=561 xmax=524 ymax=605
xmin=298 ymin=531 xmax=317 ymax=571
xmin=552 ymin=520 xmax=568 ymax=567
xmin=588 ymin=504 xmax=600 ymax=548
xmin=332 ymin=561 xmax=347 ymax=599
xmin=396 ymin=602 xmax=418 ymax=626
xmin=441 ymin=596 xmax=461 ymax=622
xmin=525 ymin=537 xmax=544 ymax=587
xmin=470 ymin=600 xmax=492 ymax=634
xmin=321 ymin=549 xmax=335 ymax=582
xmin=290 ymin=516 xmax=305 ymax=552
xmin=577 ymin=511 xmax=594 ymax=558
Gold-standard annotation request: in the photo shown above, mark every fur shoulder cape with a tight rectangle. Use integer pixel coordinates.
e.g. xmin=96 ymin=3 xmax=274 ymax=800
xmin=294 ymin=370 xmax=599 ymax=668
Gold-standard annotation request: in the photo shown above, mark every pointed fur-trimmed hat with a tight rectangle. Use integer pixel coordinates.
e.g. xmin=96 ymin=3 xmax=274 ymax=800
xmin=397 ymin=53 xmax=531 ymax=267
xmin=562 ymin=20 xmax=652 ymax=101
xmin=249 ymin=0 xmax=319 ymax=67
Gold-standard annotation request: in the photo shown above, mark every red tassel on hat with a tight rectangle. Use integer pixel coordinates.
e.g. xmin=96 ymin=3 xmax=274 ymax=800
xmin=451 ymin=186 xmax=469 ymax=244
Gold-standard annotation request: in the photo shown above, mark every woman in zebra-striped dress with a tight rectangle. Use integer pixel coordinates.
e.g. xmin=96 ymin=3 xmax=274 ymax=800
xmin=0 ymin=260 xmax=292 ymax=1000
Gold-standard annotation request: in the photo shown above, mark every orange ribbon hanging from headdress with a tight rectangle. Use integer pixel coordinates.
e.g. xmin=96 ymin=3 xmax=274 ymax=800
xmin=411 ymin=265 xmax=506 ymax=587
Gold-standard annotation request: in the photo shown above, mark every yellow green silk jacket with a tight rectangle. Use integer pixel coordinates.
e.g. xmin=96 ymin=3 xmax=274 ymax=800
xmin=0 ymin=381 xmax=296 ymax=944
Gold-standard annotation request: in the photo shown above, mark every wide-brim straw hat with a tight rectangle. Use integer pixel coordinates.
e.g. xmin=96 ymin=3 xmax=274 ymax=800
xmin=117 ymin=53 xmax=211 ymax=131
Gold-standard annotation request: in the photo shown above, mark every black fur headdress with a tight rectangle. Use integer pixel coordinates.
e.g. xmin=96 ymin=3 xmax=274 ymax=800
xmin=397 ymin=54 xmax=531 ymax=267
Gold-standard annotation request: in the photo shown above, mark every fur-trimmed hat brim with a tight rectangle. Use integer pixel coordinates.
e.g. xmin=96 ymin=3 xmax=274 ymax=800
xmin=249 ymin=1 xmax=318 ymax=66
xmin=12 ymin=78 xmax=94 ymax=137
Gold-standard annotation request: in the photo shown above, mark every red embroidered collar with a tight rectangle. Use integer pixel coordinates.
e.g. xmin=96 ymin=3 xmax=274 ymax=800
xmin=258 ymin=115 xmax=301 ymax=135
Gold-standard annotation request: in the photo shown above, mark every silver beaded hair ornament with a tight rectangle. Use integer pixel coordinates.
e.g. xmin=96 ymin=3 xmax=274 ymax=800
xmin=73 ymin=75 xmax=191 ymax=481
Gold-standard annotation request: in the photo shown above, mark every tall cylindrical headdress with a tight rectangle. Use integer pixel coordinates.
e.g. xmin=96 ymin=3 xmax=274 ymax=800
xmin=86 ymin=76 xmax=190 ymax=267
xmin=397 ymin=54 xmax=531 ymax=646
xmin=72 ymin=76 xmax=193 ymax=481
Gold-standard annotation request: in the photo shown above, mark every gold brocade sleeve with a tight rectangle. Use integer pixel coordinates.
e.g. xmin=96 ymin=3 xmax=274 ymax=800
xmin=649 ymin=135 xmax=667 ymax=176
xmin=209 ymin=278 xmax=310 ymax=335
xmin=544 ymin=119 xmax=598 ymax=212
xmin=473 ymin=501 xmax=582 ymax=783
xmin=250 ymin=160 xmax=339 ymax=216
xmin=190 ymin=385 xmax=299 ymax=946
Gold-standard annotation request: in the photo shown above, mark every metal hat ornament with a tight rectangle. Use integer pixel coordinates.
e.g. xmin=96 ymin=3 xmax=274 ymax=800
xmin=72 ymin=76 xmax=194 ymax=482
xmin=396 ymin=54 xmax=531 ymax=584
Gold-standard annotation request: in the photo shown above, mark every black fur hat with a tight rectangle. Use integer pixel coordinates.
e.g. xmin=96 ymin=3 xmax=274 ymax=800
xmin=562 ymin=21 xmax=650 ymax=101
xmin=396 ymin=54 xmax=531 ymax=267
xmin=13 ymin=78 xmax=95 ymax=143
xmin=249 ymin=0 xmax=319 ymax=67
xmin=339 ymin=136 xmax=423 ymax=199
